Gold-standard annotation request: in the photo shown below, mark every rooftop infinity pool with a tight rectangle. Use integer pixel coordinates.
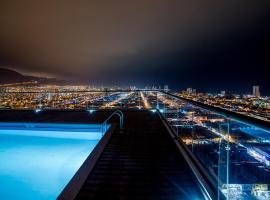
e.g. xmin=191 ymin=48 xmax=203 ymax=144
xmin=0 ymin=123 xmax=106 ymax=200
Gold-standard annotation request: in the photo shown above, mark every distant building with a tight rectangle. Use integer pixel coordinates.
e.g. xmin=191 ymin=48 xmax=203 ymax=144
xmin=187 ymin=88 xmax=193 ymax=95
xmin=221 ymin=91 xmax=226 ymax=96
xmin=145 ymin=85 xmax=150 ymax=90
xmin=187 ymin=88 xmax=196 ymax=95
xmin=129 ymin=86 xmax=137 ymax=91
xmin=253 ymin=86 xmax=260 ymax=97
xmin=224 ymin=91 xmax=234 ymax=99
xmin=152 ymin=85 xmax=157 ymax=90
xmin=164 ymin=85 xmax=169 ymax=92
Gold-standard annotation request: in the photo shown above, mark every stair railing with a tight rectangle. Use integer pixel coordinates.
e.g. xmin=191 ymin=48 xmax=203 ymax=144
xmin=101 ymin=110 xmax=124 ymax=135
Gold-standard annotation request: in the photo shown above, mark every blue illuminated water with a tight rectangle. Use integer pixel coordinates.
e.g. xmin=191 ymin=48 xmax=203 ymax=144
xmin=0 ymin=125 xmax=102 ymax=200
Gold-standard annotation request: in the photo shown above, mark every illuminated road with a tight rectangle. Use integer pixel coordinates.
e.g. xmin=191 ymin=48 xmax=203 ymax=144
xmin=102 ymin=92 xmax=134 ymax=108
xmin=140 ymin=92 xmax=151 ymax=109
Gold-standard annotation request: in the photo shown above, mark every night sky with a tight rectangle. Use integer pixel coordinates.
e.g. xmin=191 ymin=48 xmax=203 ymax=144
xmin=0 ymin=1 xmax=269 ymax=94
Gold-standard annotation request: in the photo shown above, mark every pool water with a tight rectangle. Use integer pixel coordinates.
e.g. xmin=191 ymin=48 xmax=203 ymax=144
xmin=0 ymin=124 xmax=103 ymax=200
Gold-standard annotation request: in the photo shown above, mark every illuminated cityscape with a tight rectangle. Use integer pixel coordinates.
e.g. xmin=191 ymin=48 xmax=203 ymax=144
xmin=0 ymin=84 xmax=270 ymax=200
xmin=0 ymin=84 xmax=270 ymax=199
xmin=2 ymin=81 xmax=270 ymax=200
xmin=177 ymin=87 xmax=270 ymax=122
xmin=1 ymin=85 xmax=269 ymax=121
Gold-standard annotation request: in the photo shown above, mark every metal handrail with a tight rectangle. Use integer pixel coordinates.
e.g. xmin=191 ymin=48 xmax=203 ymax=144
xmin=101 ymin=110 xmax=124 ymax=135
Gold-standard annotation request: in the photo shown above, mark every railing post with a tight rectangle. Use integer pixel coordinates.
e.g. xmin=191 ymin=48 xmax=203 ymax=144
xmin=218 ymin=122 xmax=230 ymax=200
xmin=226 ymin=123 xmax=230 ymax=200
xmin=217 ymin=125 xmax=222 ymax=200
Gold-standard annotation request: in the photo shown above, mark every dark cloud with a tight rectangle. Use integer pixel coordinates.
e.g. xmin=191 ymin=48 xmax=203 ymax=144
xmin=0 ymin=0 xmax=269 ymax=93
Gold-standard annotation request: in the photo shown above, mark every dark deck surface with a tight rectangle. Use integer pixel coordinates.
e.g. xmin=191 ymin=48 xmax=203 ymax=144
xmin=75 ymin=111 xmax=204 ymax=200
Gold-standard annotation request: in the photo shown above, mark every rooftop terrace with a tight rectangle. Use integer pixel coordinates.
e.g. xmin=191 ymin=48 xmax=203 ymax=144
xmin=0 ymin=109 xmax=213 ymax=200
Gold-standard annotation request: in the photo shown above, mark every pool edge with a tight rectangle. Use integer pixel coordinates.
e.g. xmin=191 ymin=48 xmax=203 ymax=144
xmin=56 ymin=124 xmax=116 ymax=200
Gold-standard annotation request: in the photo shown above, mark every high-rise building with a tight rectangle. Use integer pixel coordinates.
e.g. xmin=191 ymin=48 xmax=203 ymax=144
xmin=253 ymin=86 xmax=260 ymax=97
xmin=187 ymin=88 xmax=196 ymax=95
xmin=221 ymin=91 xmax=226 ymax=96
xmin=129 ymin=86 xmax=137 ymax=91
xmin=187 ymin=88 xmax=193 ymax=95
xmin=164 ymin=85 xmax=169 ymax=92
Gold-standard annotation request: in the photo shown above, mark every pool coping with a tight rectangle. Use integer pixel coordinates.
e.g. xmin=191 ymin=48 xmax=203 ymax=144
xmin=57 ymin=124 xmax=116 ymax=200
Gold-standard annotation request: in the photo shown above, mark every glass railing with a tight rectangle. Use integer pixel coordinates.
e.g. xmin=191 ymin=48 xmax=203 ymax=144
xmin=155 ymin=92 xmax=270 ymax=200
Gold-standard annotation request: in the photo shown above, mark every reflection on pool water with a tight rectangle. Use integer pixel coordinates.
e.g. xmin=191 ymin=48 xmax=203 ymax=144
xmin=0 ymin=124 xmax=103 ymax=200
